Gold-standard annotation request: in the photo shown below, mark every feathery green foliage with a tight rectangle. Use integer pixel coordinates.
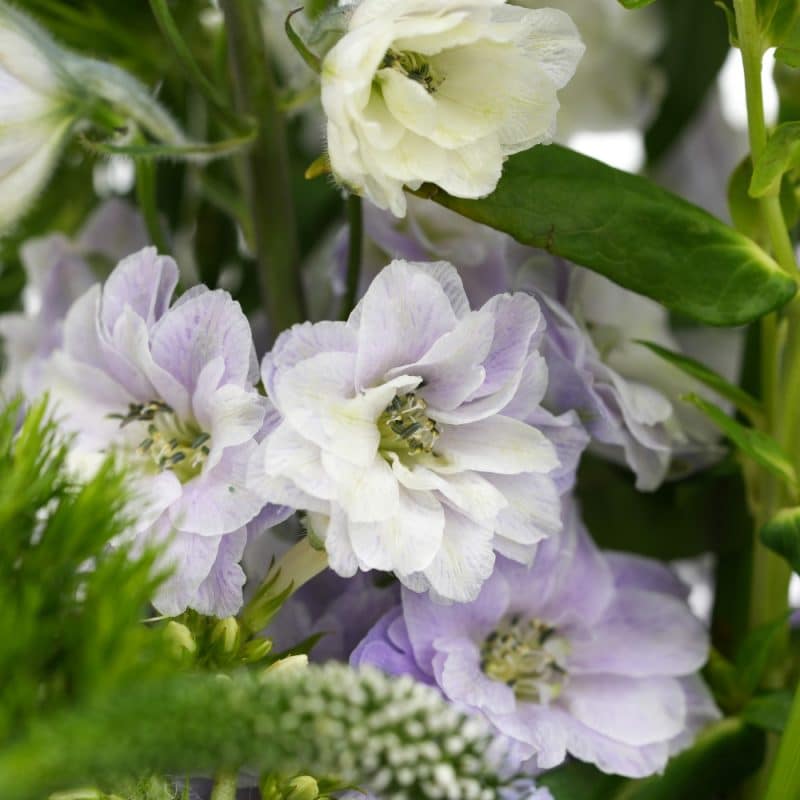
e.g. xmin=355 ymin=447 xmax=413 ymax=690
xmin=0 ymin=398 xmax=171 ymax=746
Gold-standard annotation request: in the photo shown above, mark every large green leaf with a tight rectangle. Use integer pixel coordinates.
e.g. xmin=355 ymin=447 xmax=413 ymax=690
xmin=539 ymin=718 xmax=765 ymax=799
xmin=428 ymin=145 xmax=795 ymax=326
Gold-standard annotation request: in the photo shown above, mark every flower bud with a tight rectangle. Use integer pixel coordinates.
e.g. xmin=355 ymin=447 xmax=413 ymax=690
xmin=286 ymin=776 xmax=320 ymax=800
xmin=164 ymin=621 xmax=197 ymax=659
xmin=239 ymin=637 xmax=273 ymax=664
xmin=210 ymin=616 xmax=241 ymax=659
xmin=262 ymin=654 xmax=309 ymax=680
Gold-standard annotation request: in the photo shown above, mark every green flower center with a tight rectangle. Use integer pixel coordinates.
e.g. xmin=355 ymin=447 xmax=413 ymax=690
xmin=378 ymin=392 xmax=440 ymax=458
xmin=109 ymin=401 xmax=210 ymax=484
xmin=381 ymin=49 xmax=443 ymax=94
xmin=481 ymin=615 xmax=570 ymax=704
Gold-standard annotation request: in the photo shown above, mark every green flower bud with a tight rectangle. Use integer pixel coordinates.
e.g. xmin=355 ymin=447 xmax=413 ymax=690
xmin=286 ymin=776 xmax=319 ymax=800
xmin=210 ymin=616 xmax=241 ymax=659
xmin=240 ymin=637 xmax=273 ymax=664
xmin=164 ymin=621 xmax=197 ymax=658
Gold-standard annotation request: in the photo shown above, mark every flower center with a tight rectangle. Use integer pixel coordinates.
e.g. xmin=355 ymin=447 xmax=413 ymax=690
xmin=480 ymin=615 xmax=570 ymax=704
xmin=378 ymin=392 xmax=440 ymax=457
xmin=381 ymin=49 xmax=442 ymax=94
xmin=109 ymin=401 xmax=210 ymax=483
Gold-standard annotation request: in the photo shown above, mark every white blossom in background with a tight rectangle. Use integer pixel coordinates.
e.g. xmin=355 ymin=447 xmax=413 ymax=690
xmin=321 ymin=0 xmax=584 ymax=216
xmin=0 ymin=3 xmax=78 ymax=231
xmin=255 ymin=259 xmax=586 ymax=603
xmin=518 ymin=0 xmax=664 ymax=138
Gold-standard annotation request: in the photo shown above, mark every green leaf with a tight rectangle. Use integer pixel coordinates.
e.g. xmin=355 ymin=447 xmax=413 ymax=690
xmin=742 ymin=691 xmax=793 ymax=732
xmin=776 ymin=16 xmax=800 ymax=66
xmin=617 ymin=0 xmax=657 ymax=7
xmin=729 ymin=154 xmax=798 ymax=243
xmin=759 ymin=0 xmax=800 ymax=52
xmin=427 ymin=145 xmax=795 ymax=326
xmin=683 ymin=394 xmax=798 ymax=488
xmin=577 ymin=456 xmax=751 ymax=560
xmin=762 ymin=506 xmax=800 ymax=573
xmin=539 ymin=718 xmax=765 ymax=799
xmin=735 ymin=614 xmax=792 ymax=693
xmin=750 ymin=122 xmax=800 ymax=197
xmin=637 ymin=340 xmax=764 ymax=423
xmin=645 ymin=0 xmax=731 ymax=161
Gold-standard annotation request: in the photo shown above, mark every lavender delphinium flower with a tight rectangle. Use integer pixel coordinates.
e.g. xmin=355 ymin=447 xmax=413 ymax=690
xmin=38 ymin=247 xmax=286 ymax=617
xmin=0 ymin=199 xmax=147 ymax=399
xmin=254 ymin=259 xmax=586 ymax=602
xmin=519 ymin=259 xmax=740 ymax=490
xmin=352 ymin=497 xmax=718 ymax=778
xmin=267 ymin=568 xmax=401 ymax=662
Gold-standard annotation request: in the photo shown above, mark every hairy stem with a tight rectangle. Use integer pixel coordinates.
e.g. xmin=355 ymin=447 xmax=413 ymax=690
xmin=220 ymin=0 xmax=306 ymax=334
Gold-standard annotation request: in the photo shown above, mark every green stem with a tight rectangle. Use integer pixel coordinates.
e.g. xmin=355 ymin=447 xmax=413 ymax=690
xmin=340 ymin=194 xmax=363 ymax=320
xmin=764 ymin=680 xmax=800 ymax=800
xmin=733 ymin=0 xmax=794 ymax=632
xmin=149 ymin=0 xmax=248 ymax=133
xmin=209 ymin=770 xmax=237 ymax=800
xmin=220 ymin=0 xmax=306 ymax=335
xmin=734 ymin=0 xmax=799 ymax=795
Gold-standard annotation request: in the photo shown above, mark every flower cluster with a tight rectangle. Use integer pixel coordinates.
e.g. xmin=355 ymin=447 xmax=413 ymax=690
xmin=0 ymin=0 xmax=738 ymax=795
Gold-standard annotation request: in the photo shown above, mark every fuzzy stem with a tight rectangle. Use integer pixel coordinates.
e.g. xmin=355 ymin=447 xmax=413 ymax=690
xmin=220 ymin=0 xmax=306 ymax=335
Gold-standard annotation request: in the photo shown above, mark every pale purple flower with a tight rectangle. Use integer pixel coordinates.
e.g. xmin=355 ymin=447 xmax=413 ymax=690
xmin=0 ymin=199 xmax=147 ymax=399
xmin=267 ymin=569 xmax=401 ymax=662
xmin=352 ymin=497 xmax=718 ymax=778
xmin=255 ymin=259 xmax=586 ymax=602
xmin=38 ymin=246 xmax=286 ymax=617
xmin=518 ymin=259 xmax=739 ymax=490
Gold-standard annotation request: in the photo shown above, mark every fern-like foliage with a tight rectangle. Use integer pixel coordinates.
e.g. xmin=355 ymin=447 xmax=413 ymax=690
xmin=0 ymin=398 xmax=171 ymax=745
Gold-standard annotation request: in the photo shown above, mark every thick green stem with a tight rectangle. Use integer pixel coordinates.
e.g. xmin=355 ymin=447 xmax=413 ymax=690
xmin=734 ymin=0 xmax=800 ymax=795
xmin=340 ymin=194 xmax=363 ymax=320
xmin=220 ymin=0 xmax=306 ymax=334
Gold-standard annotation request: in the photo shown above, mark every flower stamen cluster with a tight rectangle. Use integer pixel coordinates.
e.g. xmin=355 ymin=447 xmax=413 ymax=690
xmin=378 ymin=392 xmax=440 ymax=458
xmin=481 ymin=614 xmax=569 ymax=704
xmin=110 ymin=401 xmax=211 ymax=482
xmin=380 ymin=50 xmax=442 ymax=94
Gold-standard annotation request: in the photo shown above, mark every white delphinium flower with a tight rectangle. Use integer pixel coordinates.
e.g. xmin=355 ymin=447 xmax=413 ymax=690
xmin=0 ymin=1 xmax=188 ymax=233
xmin=321 ymin=0 xmax=585 ymax=217
xmin=255 ymin=259 xmax=587 ymax=603
xmin=0 ymin=3 xmax=78 ymax=230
